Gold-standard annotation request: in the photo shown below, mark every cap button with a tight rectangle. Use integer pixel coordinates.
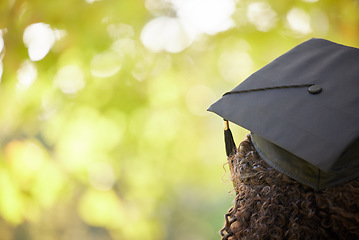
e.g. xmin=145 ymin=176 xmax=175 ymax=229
xmin=308 ymin=84 xmax=322 ymax=94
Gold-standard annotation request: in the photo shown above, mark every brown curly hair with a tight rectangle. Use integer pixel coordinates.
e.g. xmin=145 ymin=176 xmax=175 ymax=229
xmin=221 ymin=135 xmax=359 ymax=240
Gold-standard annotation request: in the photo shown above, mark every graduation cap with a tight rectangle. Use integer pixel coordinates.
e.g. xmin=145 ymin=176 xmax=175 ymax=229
xmin=208 ymin=38 xmax=359 ymax=190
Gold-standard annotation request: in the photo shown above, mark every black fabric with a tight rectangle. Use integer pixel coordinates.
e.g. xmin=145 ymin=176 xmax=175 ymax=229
xmin=208 ymin=38 xmax=359 ymax=174
xmin=251 ymin=133 xmax=359 ymax=190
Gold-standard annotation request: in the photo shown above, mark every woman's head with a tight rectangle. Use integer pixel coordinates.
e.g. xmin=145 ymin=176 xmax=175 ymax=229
xmin=207 ymin=39 xmax=359 ymax=240
xmin=221 ymin=135 xmax=359 ymax=240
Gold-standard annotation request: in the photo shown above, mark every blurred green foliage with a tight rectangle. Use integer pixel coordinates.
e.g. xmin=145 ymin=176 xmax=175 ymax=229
xmin=0 ymin=0 xmax=359 ymax=239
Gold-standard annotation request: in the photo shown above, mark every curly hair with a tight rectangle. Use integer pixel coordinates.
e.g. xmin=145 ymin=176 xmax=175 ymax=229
xmin=220 ymin=135 xmax=359 ymax=240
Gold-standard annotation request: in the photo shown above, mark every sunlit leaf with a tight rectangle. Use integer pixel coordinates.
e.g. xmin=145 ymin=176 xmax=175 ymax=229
xmin=0 ymin=171 xmax=23 ymax=224
xmin=78 ymin=189 xmax=125 ymax=228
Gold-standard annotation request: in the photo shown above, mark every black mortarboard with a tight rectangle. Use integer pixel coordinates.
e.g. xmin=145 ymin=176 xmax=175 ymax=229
xmin=208 ymin=38 xmax=359 ymax=190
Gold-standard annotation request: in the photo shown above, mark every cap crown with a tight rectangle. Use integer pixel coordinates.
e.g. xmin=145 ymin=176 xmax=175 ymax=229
xmin=208 ymin=38 xmax=359 ymax=173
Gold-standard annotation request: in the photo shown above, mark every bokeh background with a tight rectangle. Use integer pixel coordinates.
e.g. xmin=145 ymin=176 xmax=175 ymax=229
xmin=0 ymin=0 xmax=359 ymax=239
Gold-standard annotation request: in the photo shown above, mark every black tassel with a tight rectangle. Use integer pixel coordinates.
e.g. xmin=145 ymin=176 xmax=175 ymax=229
xmin=224 ymin=120 xmax=236 ymax=157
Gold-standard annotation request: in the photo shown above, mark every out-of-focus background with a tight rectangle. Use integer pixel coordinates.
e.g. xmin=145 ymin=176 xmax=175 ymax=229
xmin=0 ymin=0 xmax=358 ymax=239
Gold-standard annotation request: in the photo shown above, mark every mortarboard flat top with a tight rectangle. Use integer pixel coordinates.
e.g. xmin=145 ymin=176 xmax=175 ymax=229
xmin=208 ymin=38 xmax=359 ymax=189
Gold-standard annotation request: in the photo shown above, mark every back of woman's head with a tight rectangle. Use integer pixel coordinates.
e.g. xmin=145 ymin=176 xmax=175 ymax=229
xmin=221 ymin=136 xmax=359 ymax=240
